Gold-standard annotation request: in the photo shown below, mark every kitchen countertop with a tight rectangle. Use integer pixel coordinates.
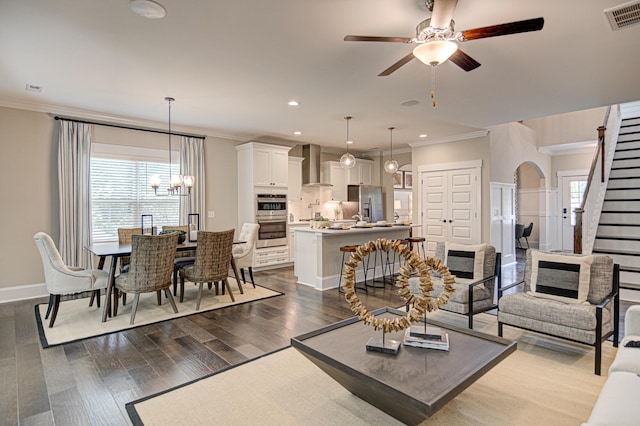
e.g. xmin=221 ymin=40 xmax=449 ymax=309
xmin=294 ymin=224 xmax=414 ymax=235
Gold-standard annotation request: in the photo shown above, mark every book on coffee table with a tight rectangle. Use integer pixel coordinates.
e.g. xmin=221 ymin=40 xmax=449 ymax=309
xmin=403 ymin=329 xmax=450 ymax=351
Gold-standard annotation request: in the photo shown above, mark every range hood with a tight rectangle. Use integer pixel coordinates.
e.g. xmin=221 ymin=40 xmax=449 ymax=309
xmin=302 ymin=144 xmax=332 ymax=187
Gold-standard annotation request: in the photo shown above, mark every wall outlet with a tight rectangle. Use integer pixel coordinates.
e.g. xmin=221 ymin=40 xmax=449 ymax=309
xmin=208 ymin=211 xmax=215 ymax=218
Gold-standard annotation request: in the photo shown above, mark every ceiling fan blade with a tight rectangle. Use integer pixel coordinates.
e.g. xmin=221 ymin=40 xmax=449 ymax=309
xmin=461 ymin=17 xmax=544 ymax=41
xmin=430 ymin=0 xmax=458 ymax=29
xmin=449 ymin=49 xmax=481 ymax=72
xmin=378 ymin=52 xmax=415 ymax=76
xmin=344 ymin=35 xmax=411 ymax=43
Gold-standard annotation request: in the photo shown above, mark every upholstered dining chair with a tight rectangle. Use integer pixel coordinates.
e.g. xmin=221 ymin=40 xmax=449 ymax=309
xmin=114 ymin=232 xmax=179 ymax=325
xmin=33 ymin=232 xmax=109 ymax=328
xmin=178 ymin=229 xmax=236 ymax=310
xmin=233 ymin=223 xmax=260 ymax=288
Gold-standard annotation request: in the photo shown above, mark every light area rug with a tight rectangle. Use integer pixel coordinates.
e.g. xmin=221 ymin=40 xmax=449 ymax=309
xmin=127 ymin=310 xmax=615 ymax=426
xmin=35 ymin=279 xmax=282 ymax=348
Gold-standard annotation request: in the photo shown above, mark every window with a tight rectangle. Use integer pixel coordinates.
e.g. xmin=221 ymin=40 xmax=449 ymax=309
xmin=90 ymin=144 xmax=180 ymax=242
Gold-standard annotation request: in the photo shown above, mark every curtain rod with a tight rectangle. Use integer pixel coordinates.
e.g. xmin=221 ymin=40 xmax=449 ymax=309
xmin=54 ymin=116 xmax=206 ymax=139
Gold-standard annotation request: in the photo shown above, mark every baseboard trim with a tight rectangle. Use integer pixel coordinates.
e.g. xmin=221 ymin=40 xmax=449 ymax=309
xmin=0 ymin=283 xmax=48 ymax=304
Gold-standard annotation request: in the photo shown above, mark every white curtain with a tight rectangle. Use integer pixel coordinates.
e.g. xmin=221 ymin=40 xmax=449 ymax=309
xmin=58 ymin=120 xmax=92 ymax=268
xmin=180 ymin=136 xmax=205 ymax=226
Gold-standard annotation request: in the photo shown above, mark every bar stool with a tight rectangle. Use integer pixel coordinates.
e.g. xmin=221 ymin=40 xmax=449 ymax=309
xmin=386 ymin=239 xmax=409 ymax=281
xmin=367 ymin=248 xmax=390 ymax=289
xmin=406 ymin=237 xmax=426 ymax=260
xmin=338 ymin=245 xmax=368 ymax=293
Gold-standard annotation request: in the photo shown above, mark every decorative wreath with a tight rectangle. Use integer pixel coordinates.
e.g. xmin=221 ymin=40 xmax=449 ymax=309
xmin=342 ymin=238 xmax=456 ymax=333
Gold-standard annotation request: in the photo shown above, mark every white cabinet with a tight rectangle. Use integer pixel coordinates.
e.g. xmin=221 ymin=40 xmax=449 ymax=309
xmin=322 ymin=159 xmax=373 ymax=201
xmin=287 ymin=223 xmax=309 ymax=261
xmin=322 ymin=161 xmax=347 ymax=201
xmin=254 ymin=246 xmax=290 ymax=269
xmin=237 ymin=142 xmax=290 ymax=188
xmin=288 ymin=157 xmax=304 ymax=200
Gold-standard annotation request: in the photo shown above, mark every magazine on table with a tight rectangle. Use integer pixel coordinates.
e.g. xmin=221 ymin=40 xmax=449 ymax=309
xmin=403 ymin=328 xmax=450 ymax=351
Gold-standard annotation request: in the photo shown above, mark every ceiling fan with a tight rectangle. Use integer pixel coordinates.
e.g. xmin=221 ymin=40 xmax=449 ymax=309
xmin=345 ymin=0 xmax=544 ymax=76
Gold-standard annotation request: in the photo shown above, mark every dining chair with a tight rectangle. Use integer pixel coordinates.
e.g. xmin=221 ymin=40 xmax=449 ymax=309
xmin=33 ymin=232 xmax=109 ymax=327
xmin=233 ymin=223 xmax=260 ymax=288
xmin=114 ymin=232 xmax=179 ymax=325
xmin=178 ymin=229 xmax=236 ymax=310
xmin=117 ymin=226 xmax=157 ymax=273
xmin=515 ymin=224 xmax=524 ymax=249
xmin=162 ymin=225 xmax=196 ymax=294
xmin=522 ymin=222 xmax=534 ymax=249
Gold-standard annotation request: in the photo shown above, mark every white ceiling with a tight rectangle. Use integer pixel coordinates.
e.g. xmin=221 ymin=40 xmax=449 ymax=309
xmin=1 ymin=0 xmax=639 ymax=152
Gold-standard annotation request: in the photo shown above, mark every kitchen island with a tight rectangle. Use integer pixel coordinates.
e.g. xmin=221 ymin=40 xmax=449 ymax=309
xmin=294 ymin=225 xmax=412 ymax=290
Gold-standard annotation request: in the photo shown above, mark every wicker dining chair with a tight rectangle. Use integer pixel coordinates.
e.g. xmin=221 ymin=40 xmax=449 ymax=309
xmin=162 ymin=225 xmax=196 ymax=294
xmin=114 ymin=232 xmax=179 ymax=325
xmin=117 ymin=226 xmax=157 ymax=273
xmin=178 ymin=229 xmax=236 ymax=310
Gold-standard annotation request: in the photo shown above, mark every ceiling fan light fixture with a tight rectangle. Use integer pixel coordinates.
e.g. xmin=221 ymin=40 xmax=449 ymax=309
xmin=129 ymin=0 xmax=166 ymax=19
xmin=412 ymin=40 xmax=458 ymax=66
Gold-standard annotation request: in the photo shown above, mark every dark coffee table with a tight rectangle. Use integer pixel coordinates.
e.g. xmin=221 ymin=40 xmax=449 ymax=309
xmin=291 ymin=307 xmax=516 ymax=425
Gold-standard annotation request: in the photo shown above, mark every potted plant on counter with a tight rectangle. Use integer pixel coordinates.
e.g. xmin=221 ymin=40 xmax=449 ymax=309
xmin=311 ymin=215 xmax=331 ymax=229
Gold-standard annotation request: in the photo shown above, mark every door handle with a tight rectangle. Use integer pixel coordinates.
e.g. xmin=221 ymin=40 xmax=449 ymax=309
xmin=448 ymin=220 xmax=453 ymax=223
xmin=442 ymin=220 xmax=447 ymax=223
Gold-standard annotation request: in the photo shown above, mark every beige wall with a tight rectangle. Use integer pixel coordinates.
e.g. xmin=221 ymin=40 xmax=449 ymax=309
xmin=550 ymin=151 xmax=593 ymax=187
xmin=412 ymin=135 xmax=491 ymax=243
xmin=523 ymin=107 xmax=606 ymax=147
xmin=0 ymin=107 xmax=58 ymax=288
xmin=0 ymin=106 xmax=242 ymax=289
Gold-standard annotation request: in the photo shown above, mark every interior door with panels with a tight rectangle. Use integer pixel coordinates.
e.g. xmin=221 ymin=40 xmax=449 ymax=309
xmin=420 ymin=162 xmax=481 ymax=255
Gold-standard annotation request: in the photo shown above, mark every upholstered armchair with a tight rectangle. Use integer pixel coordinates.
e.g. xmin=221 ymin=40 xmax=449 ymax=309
xmin=408 ymin=242 xmax=501 ymax=329
xmin=33 ymin=232 xmax=109 ymax=327
xmin=233 ymin=223 xmax=260 ymax=288
xmin=498 ymin=249 xmax=619 ymax=375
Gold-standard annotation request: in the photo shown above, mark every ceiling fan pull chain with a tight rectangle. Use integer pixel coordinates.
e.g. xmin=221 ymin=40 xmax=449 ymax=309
xmin=431 ymin=65 xmax=437 ymax=107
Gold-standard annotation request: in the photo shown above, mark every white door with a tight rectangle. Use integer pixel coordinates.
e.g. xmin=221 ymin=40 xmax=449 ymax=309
xmin=490 ymin=182 xmax=516 ymax=266
xmin=421 ymin=166 xmax=481 ymax=255
xmin=559 ymin=173 xmax=588 ymax=251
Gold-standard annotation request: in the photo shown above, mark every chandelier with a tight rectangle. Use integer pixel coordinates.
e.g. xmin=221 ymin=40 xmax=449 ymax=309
xmin=339 ymin=116 xmax=356 ymax=169
xmin=150 ymin=97 xmax=194 ymax=196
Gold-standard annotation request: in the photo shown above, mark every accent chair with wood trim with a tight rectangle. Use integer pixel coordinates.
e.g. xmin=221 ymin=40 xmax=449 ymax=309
xmin=408 ymin=242 xmax=501 ymax=329
xmin=33 ymin=232 xmax=109 ymax=328
xmin=498 ymin=249 xmax=619 ymax=375
xmin=114 ymin=232 xmax=179 ymax=325
xmin=233 ymin=223 xmax=260 ymax=288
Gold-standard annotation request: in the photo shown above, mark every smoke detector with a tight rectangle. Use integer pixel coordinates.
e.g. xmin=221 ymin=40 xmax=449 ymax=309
xmin=604 ymin=1 xmax=640 ymax=30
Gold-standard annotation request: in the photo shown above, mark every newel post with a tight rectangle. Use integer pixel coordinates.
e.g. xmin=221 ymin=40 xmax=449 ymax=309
xmin=574 ymin=208 xmax=584 ymax=254
xmin=598 ymin=125 xmax=606 ymax=183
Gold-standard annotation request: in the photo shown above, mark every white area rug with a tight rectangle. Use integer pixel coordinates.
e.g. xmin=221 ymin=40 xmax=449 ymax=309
xmin=36 ymin=279 xmax=282 ymax=347
xmin=127 ymin=311 xmax=615 ymax=425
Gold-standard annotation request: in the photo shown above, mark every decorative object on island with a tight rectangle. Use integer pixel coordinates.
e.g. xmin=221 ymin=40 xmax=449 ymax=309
xmin=310 ymin=215 xmax=331 ymax=229
xmin=342 ymin=238 xmax=455 ymax=354
xmin=339 ymin=116 xmax=356 ymax=169
xmin=333 ymin=205 xmax=342 ymax=220
xmin=188 ymin=213 xmax=200 ymax=242
xmin=141 ymin=214 xmax=154 ymax=235
xmin=149 ymin=97 xmax=195 ymax=196
xmin=383 ymin=127 xmax=399 ymax=174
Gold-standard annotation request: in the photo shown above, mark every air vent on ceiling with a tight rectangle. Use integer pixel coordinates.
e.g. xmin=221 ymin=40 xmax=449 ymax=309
xmin=604 ymin=1 xmax=640 ymax=31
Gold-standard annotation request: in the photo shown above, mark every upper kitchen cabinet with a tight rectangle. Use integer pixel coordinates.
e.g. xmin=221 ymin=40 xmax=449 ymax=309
xmin=288 ymin=157 xmax=303 ymax=200
xmin=237 ymin=142 xmax=290 ymax=189
xmin=347 ymin=159 xmax=373 ymax=186
xmin=322 ymin=159 xmax=373 ymax=200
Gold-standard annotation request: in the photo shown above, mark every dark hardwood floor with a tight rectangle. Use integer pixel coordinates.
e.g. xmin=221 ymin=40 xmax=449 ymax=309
xmin=1 ymin=257 xmax=636 ymax=426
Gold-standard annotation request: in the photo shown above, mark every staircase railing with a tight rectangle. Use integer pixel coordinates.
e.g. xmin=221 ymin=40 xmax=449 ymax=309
xmin=574 ymin=105 xmax=621 ymax=254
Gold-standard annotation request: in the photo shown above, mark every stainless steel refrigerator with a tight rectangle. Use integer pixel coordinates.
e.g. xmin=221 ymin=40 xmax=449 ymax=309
xmin=344 ymin=185 xmax=384 ymax=223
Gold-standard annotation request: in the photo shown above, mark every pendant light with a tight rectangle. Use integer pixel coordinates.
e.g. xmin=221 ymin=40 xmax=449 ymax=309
xmin=149 ymin=97 xmax=194 ymax=196
xmin=384 ymin=126 xmax=399 ymax=174
xmin=339 ymin=116 xmax=356 ymax=169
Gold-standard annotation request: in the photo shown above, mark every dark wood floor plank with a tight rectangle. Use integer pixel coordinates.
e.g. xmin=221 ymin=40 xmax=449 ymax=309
xmin=145 ymin=330 xmax=215 ymax=380
xmin=48 ymin=387 xmax=92 ymax=425
xmin=0 ymin=358 xmax=18 ymax=426
xmin=202 ymin=338 xmax=248 ymax=365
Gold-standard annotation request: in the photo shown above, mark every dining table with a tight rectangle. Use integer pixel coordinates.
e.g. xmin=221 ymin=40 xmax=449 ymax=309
xmin=87 ymin=240 xmax=245 ymax=322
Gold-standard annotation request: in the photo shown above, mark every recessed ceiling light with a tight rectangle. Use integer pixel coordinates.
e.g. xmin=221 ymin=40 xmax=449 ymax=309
xmin=419 ymin=134 xmax=428 ymax=138
xmin=293 ymin=131 xmax=302 ymax=136
xmin=129 ymin=0 xmax=166 ymax=19
xmin=401 ymin=100 xmax=420 ymax=107
xmin=25 ymin=83 xmax=43 ymax=93
xmin=288 ymin=100 xmax=300 ymax=107
xmin=346 ymin=140 xmax=353 ymax=145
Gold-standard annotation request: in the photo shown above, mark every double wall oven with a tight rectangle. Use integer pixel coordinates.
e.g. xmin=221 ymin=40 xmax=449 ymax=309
xmin=255 ymin=193 xmax=287 ymax=248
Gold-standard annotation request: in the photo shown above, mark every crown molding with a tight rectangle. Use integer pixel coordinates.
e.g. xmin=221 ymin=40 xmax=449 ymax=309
xmin=538 ymin=140 xmax=597 ymax=156
xmin=408 ymin=130 xmax=489 ymax=148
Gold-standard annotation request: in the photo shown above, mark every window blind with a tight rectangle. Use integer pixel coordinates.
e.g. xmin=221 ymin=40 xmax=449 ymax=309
xmin=90 ymin=157 xmax=180 ymax=242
